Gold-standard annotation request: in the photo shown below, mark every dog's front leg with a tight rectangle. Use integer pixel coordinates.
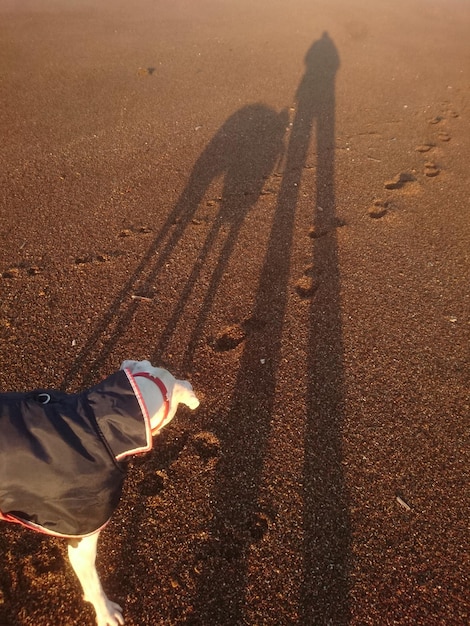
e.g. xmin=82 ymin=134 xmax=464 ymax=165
xmin=67 ymin=532 xmax=124 ymax=626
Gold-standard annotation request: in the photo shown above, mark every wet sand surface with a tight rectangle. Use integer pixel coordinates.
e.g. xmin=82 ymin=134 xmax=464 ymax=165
xmin=0 ymin=1 xmax=469 ymax=624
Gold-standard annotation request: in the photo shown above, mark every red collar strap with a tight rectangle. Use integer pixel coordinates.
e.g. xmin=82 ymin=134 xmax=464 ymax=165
xmin=133 ymin=372 xmax=170 ymax=431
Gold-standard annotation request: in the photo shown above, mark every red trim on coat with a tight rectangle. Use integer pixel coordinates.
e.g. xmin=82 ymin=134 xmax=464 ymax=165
xmin=0 ymin=509 xmax=109 ymax=539
xmin=119 ymin=368 xmax=154 ymax=460
xmin=132 ymin=372 xmax=170 ymax=435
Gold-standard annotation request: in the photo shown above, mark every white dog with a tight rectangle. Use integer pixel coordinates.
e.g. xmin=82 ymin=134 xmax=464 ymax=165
xmin=0 ymin=359 xmax=200 ymax=625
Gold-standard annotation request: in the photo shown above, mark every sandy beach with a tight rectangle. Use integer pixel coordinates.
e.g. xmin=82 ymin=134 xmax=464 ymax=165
xmin=0 ymin=0 xmax=469 ymax=624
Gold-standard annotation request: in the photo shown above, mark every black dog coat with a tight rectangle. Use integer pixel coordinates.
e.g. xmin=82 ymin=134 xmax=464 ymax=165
xmin=0 ymin=369 xmax=152 ymax=537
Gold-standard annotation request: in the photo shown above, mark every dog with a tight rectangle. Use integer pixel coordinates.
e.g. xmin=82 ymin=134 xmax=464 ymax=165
xmin=0 ymin=359 xmax=200 ymax=625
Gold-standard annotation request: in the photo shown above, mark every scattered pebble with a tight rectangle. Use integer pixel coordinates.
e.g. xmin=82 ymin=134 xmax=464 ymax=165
xmin=119 ymin=229 xmax=132 ymax=238
xmin=428 ymin=116 xmax=443 ymax=125
xmin=131 ymin=294 xmax=153 ymax=302
xmin=438 ymin=132 xmax=450 ymax=142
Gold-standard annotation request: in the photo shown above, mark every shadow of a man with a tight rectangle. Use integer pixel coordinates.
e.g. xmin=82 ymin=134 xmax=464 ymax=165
xmin=189 ymin=32 xmax=349 ymax=625
xmin=299 ymin=33 xmax=350 ymax=626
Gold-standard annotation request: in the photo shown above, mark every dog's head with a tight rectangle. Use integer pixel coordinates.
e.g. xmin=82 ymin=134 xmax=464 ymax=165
xmin=120 ymin=359 xmax=200 ymax=432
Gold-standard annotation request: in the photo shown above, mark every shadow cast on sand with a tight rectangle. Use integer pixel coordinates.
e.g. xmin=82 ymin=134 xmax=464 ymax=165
xmin=185 ymin=32 xmax=349 ymax=625
xmin=62 ymin=32 xmax=349 ymax=626
xmin=61 ymin=104 xmax=286 ymax=389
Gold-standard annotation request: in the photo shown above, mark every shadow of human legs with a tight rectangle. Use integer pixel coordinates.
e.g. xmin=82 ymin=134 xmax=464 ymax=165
xmin=187 ymin=33 xmax=349 ymax=625
xmin=62 ymin=105 xmax=285 ymax=389
xmin=299 ymin=33 xmax=350 ymax=624
xmin=186 ymin=159 xmax=300 ymax=625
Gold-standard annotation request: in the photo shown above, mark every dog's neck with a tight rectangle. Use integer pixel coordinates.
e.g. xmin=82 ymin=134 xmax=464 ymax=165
xmin=132 ymin=372 xmax=170 ymax=434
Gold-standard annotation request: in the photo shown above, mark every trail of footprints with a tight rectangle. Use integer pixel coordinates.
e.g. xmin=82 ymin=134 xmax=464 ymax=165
xmin=1 ymin=223 xmax=153 ymax=279
xmin=369 ymin=105 xmax=458 ymax=219
xmin=291 ymin=105 xmax=459 ymax=309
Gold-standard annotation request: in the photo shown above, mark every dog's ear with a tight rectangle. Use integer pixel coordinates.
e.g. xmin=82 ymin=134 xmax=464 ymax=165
xmin=120 ymin=359 xmax=153 ymax=373
xmin=175 ymin=380 xmax=200 ymax=410
xmin=120 ymin=359 xmax=137 ymax=371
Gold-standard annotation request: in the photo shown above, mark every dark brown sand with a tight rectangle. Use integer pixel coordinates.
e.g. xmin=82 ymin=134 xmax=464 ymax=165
xmin=0 ymin=1 xmax=469 ymax=624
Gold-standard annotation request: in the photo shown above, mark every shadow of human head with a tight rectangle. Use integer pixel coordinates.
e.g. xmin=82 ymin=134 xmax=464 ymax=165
xmin=305 ymin=31 xmax=340 ymax=75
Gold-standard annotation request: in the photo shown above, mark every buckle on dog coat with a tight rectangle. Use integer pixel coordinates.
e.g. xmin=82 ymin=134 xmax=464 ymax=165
xmin=133 ymin=372 xmax=170 ymax=433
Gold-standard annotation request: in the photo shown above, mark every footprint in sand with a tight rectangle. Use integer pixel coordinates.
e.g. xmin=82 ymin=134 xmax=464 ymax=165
xmin=118 ymin=225 xmax=152 ymax=238
xmin=376 ymin=105 xmax=457 ymax=213
xmin=438 ymin=131 xmax=451 ymax=142
xmin=295 ymin=267 xmax=318 ymax=299
xmin=424 ymin=162 xmax=440 ymax=177
xmin=384 ymin=172 xmax=416 ymax=190
xmin=368 ymin=199 xmax=389 ymax=219
xmin=191 ymin=432 xmax=221 ymax=462
xmin=308 ymin=217 xmax=346 ymax=239
xmin=248 ymin=512 xmax=270 ymax=542
xmin=2 ymin=265 xmax=41 ymax=279
xmin=141 ymin=470 xmax=168 ymax=496
xmin=212 ymin=324 xmax=246 ymax=351
xmin=75 ymin=254 xmax=112 ymax=265
xmin=2 ymin=267 xmax=21 ymax=279
xmin=415 ymin=143 xmax=434 ymax=153
xmin=74 ymin=250 xmax=123 ymax=265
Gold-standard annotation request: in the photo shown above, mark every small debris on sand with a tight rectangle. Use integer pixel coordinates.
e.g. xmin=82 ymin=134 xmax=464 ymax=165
xmin=396 ymin=495 xmax=412 ymax=511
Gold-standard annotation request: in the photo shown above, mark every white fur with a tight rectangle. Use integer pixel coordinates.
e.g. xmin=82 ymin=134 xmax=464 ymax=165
xmin=120 ymin=359 xmax=200 ymax=433
xmin=46 ymin=360 xmax=197 ymax=626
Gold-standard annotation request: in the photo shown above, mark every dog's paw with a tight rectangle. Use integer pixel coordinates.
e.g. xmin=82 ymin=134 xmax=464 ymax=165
xmin=94 ymin=600 xmax=124 ymax=626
